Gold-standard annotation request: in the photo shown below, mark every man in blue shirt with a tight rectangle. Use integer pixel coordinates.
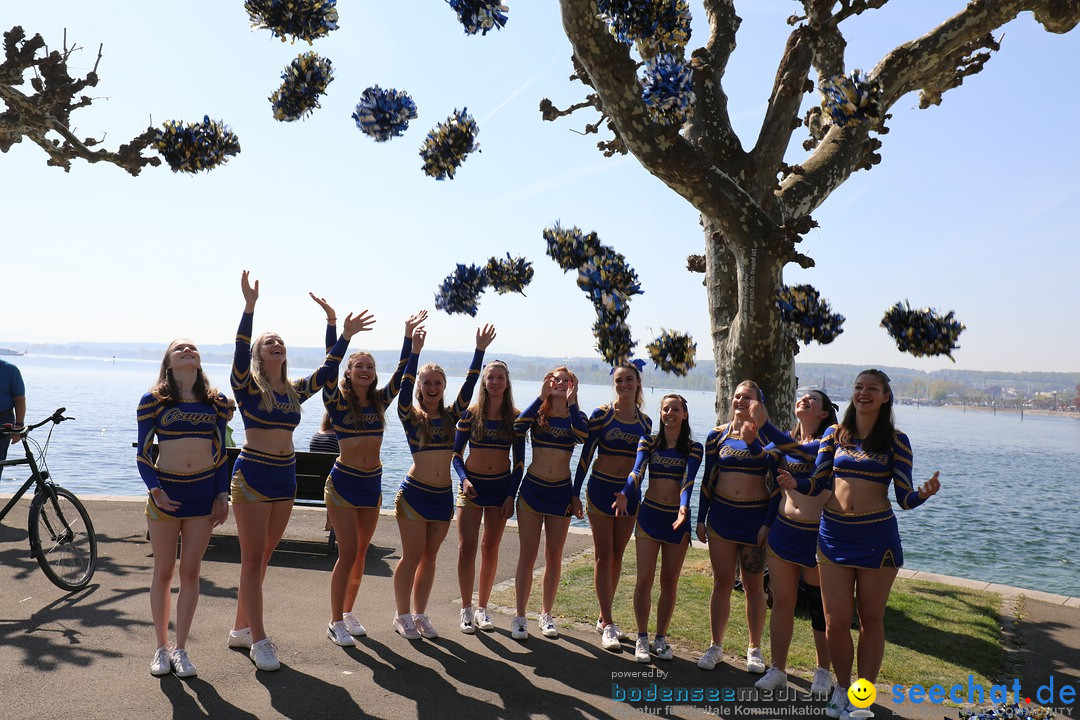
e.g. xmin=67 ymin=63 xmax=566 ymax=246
xmin=0 ymin=357 xmax=26 ymax=480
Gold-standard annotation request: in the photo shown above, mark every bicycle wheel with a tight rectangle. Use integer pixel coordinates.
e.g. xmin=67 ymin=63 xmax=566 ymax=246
xmin=29 ymin=486 xmax=98 ymax=591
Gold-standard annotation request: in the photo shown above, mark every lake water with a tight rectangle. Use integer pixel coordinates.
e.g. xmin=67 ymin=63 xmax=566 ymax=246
xmin=5 ymin=354 xmax=1079 ymax=597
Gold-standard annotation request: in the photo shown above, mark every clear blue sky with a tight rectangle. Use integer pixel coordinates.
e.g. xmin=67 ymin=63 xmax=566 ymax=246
xmin=4 ymin=2 xmax=1078 ymax=373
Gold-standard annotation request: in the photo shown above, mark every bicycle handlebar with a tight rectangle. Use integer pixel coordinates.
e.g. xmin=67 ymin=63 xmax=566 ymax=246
xmin=0 ymin=407 xmax=73 ymax=436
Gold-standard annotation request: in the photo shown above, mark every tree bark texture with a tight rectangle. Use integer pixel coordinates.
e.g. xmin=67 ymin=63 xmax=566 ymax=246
xmin=559 ymin=0 xmax=1080 ymax=424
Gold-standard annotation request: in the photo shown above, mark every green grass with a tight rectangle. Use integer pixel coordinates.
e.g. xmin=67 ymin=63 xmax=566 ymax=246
xmin=492 ymin=545 xmax=1003 ymax=691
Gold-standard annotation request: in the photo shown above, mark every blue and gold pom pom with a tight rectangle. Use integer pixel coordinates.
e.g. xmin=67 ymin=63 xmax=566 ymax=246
xmin=776 ymin=284 xmax=845 ymax=345
xmin=543 ymin=222 xmax=602 ymax=271
xmin=820 ymin=70 xmax=882 ymax=127
xmin=641 ymin=53 xmax=695 ymax=125
xmin=597 ymin=0 xmax=692 ymax=52
xmin=270 ymin=52 xmax=334 ymax=122
xmin=154 ymin=115 xmax=241 ymax=173
xmin=434 ymin=264 xmax=488 ymax=317
xmin=593 ymin=312 xmax=636 ymax=368
xmin=646 ymin=330 xmax=696 ymax=376
xmin=485 ymin=253 xmax=534 ymax=295
xmin=352 ymin=86 xmax=418 ymax=142
xmin=420 ymin=108 xmax=480 ymax=180
xmin=959 ymin=704 xmax=1055 ymax=720
xmin=544 ymin=222 xmax=643 ymax=366
xmin=880 ymin=300 xmax=965 ymax=361
xmin=446 ymin=0 xmax=509 ymax=35
xmin=245 ymin=0 xmax=339 ymax=44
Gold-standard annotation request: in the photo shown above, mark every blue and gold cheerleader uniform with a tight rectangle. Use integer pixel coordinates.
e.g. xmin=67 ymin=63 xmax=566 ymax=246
xmin=395 ymin=347 xmax=485 ymax=522
xmin=322 ymin=328 xmax=412 ymax=509
xmin=137 ymin=391 xmax=230 ymax=519
xmin=795 ymin=426 xmax=927 ymax=569
xmin=696 ymin=423 xmax=771 ymax=545
xmin=621 ymin=435 xmax=703 ymax=545
xmin=230 ymin=312 xmax=349 ymax=503
xmin=451 ymin=409 xmax=525 ymax=508
xmin=511 ymin=398 xmax=588 ymax=517
xmin=759 ymin=426 xmax=824 ymax=569
xmin=573 ymin=405 xmax=652 ymax=517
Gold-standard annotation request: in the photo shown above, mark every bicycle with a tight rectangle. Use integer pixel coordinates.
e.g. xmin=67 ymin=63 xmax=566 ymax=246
xmin=1 ymin=407 xmax=97 ymax=590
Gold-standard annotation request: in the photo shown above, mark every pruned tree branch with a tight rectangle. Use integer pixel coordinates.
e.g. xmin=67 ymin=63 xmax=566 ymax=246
xmin=1 ymin=25 xmax=160 ymax=175
xmin=687 ymin=0 xmax=747 ymax=168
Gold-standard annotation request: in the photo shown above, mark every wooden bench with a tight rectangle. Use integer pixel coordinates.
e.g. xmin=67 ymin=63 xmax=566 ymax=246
xmin=138 ymin=443 xmax=339 ymax=553
xmin=223 ymin=447 xmax=338 ymax=554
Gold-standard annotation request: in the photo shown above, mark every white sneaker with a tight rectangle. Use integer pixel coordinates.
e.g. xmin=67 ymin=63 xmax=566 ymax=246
xmin=826 ymin=686 xmax=847 ymax=718
xmin=170 ymin=647 xmax=196 ymax=678
xmin=811 ymin=667 xmax=833 ymax=695
xmin=342 ymin=612 xmax=367 ymax=637
xmin=150 ymin=645 xmax=171 ymax=676
xmin=511 ymin=616 xmax=528 ymax=640
xmin=595 ymin=617 xmax=605 ymax=633
xmin=839 ymin=704 xmax=857 ymax=720
xmin=697 ymin=644 xmax=723 ymax=670
xmin=227 ymin=627 xmax=252 ymax=649
xmin=538 ymin=612 xmax=558 ymax=638
xmin=474 ymin=606 xmax=495 ymax=631
xmin=249 ymin=638 xmax=280 ymax=671
xmin=393 ymin=614 xmax=421 ymax=640
xmin=612 ymin=623 xmax=629 ymax=641
xmin=327 ymin=621 xmax=356 ymax=647
xmin=754 ymin=666 xmax=787 ymax=691
xmin=653 ymin=636 xmax=673 ymax=661
xmin=746 ymin=646 xmax=767 ymax=674
xmin=635 ymin=636 xmax=651 ymax=663
xmin=413 ymin=613 xmax=438 ymax=639
xmin=601 ymin=624 xmax=621 ymax=652
xmin=460 ymin=606 xmax=475 ymax=634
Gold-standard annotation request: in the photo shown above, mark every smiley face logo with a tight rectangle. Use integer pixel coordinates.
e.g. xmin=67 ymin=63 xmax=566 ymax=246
xmin=848 ymin=678 xmax=877 ymax=708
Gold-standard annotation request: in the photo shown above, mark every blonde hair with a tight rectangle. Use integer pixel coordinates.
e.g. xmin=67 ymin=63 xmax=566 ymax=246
xmin=251 ymin=331 xmax=302 ymax=414
xmin=411 ymin=363 xmax=453 ymax=448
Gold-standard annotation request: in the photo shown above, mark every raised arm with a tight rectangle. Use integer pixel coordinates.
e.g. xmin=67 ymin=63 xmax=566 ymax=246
xmin=566 ymin=380 xmax=588 ymax=443
xmin=451 ymin=324 xmax=495 ymax=418
xmin=309 ymin=292 xmax=338 ymax=352
xmin=514 ymin=396 xmax=543 ymax=438
xmin=397 ymin=328 xmax=425 ymax=422
xmin=800 ymin=426 xmax=840 ymax=497
xmin=232 ymin=271 xmax=258 ymax=391
xmin=296 ymin=308 xmax=374 ymax=401
xmin=380 ymin=310 xmax=427 ymax=405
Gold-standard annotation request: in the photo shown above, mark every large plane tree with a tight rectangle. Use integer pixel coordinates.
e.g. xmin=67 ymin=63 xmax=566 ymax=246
xmin=550 ymin=0 xmax=1080 ymax=420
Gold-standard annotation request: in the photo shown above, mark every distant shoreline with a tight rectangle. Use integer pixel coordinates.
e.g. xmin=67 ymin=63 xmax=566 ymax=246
xmin=938 ymin=404 xmax=1080 ymax=420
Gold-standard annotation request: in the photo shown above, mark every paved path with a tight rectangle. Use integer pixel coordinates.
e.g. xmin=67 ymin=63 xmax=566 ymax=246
xmin=0 ymin=498 xmax=1076 ymax=720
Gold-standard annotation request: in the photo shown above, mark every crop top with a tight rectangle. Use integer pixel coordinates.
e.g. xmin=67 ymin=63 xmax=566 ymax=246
xmin=136 ymin=392 xmax=229 ymax=493
xmin=573 ymin=405 xmax=652 ymax=494
xmin=696 ymin=422 xmax=768 ymax=525
xmin=231 ymin=312 xmax=349 ymax=431
xmin=397 ymin=348 xmax=484 ymax=454
xmin=759 ymin=426 xmax=823 ymax=526
xmin=323 ymin=332 xmax=412 ymax=441
xmin=451 ymin=409 xmax=526 ymax=494
xmin=514 ymin=397 xmax=588 ymax=451
xmin=796 ymin=425 xmax=926 ymax=510
xmin=621 ymin=435 xmax=703 ymax=508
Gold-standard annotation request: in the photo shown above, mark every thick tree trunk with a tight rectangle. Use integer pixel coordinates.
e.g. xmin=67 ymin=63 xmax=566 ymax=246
xmin=703 ymin=217 xmax=796 ymax=428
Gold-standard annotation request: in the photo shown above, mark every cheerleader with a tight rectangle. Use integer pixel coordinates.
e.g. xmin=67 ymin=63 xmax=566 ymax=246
xmin=613 ymin=394 xmax=702 ymax=663
xmin=510 ymin=367 xmax=588 ymax=640
xmin=574 ymin=363 xmax=651 ymax=651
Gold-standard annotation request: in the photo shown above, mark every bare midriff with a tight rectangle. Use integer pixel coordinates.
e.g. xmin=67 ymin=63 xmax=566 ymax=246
xmin=243 ymin=427 xmax=294 ymax=456
xmin=826 ymin=476 xmax=890 ymax=515
xmin=525 ymin=447 xmax=573 ymax=481
xmin=338 ymin=435 xmax=383 ymax=471
xmin=156 ymin=437 xmax=215 ymax=473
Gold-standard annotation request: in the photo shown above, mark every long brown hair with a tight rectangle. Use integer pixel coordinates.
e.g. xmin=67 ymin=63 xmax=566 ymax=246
xmin=537 ymin=366 xmax=577 ymax=429
xmin=251 ymin=331 xmax=302 ymax=414
xmin=655 ymin=393 xmax=693 ymax=455
xmin=341 ymin=351 xmax=386 ymax=426
xmin=150 ymin=339 xmax=218 ymax=405
xmin=470 ymin=360 xmax=517 ymax=440
xmin=791 ymin=389 xmax=839 ymax=441
xmin=411 ymin=363 xmax=453 ymax=448
xmin=836 ymin=369 xmax=894 ymax=453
